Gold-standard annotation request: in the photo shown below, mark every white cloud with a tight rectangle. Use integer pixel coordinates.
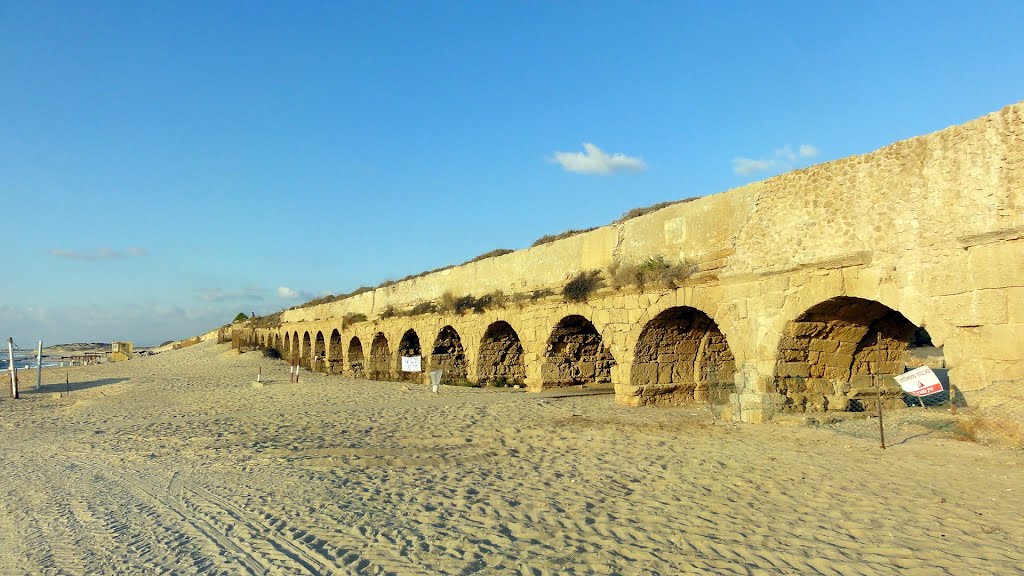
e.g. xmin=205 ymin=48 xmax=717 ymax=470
xmin=49 ymin=247 xmax=149 ymax=261
xmin=732 ymin=144 xmax=821 ymax=176
xmin=731 ymin=158 xmax=774 ymax=175
xmin=551 ymin=143 xmax=647 ymax=175
xmin=196 ymin=287 xmax=265 ymax=302
xmin=277 ymin=286 xmax=314 ymax=300
xmin=799 ymin=144 xmax=820 ymax=158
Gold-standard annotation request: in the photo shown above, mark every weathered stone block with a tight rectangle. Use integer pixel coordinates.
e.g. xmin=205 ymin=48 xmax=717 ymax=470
xmin=777 ymin=362 xmax=810 ymax=378
xmin=809 ymin=339 xmax=840 ymax=353
xmin=938 ymin=289 xmax=1008 ymax=326
xmin=577 ymin=362 xmax=596 ymax=379
xmin=822 ymin=366 xmax=851 ymax=380
xmin=806 ymin=378 xmax=835 ymax=395
xmin=631 ymin=363 xmax=657 ymax=385
xmin=805 ymin=394 xmax=827 ymax=412
xmin=785 ymin=321 xmax=826 ymax=338
xmin=969 ymin=241 xmax=1024 ymax=289
xmin=826 ymin=395 xmax=850 ymax=411
xmin=820 ymin=352 xmax=852 ymax=368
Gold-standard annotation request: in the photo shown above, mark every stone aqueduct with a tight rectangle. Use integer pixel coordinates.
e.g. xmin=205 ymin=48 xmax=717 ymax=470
xmin=237 ymin=103 xmax=1023 ymax=423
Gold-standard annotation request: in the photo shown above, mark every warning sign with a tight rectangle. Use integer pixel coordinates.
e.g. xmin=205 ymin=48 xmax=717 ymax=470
xmin=401 ymin=355 xmax=421 ymax=372
xmin=894 ymin=366 xmax=944 ymax=397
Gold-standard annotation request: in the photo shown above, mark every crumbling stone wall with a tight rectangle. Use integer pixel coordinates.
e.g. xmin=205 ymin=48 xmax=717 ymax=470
xmin=313 ymin=332 xmax=326 ymax=373
xmin=369 ymin=333 xmax=390 ymax=381
xmin=329 ymin=329 xmax=343 ymax=373
xmin=430 ymin=326 xmax=467 ymax=384
xmin=301 ymin=332 xmax=312 ymax=369
xmin=774 ymin=297 xmax=916 ymax=413
xmin=542 ymin=315 xmax=615 ymax=387
xmin=477 ymin=321 xmax=526 ymax=385
xmin=396 ymin=329 xmax=422 ymax=382
xmin=630 ymin=307 xmax=736 ymax=406
xmin=348 ymin=337 xmax=365 ymax=377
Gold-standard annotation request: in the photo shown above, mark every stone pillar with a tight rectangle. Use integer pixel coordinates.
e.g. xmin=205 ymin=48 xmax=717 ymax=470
xmin=729 ymin=360 xmax=786 ymax=423
xmin=523 ymin=350 xmax=544 ymax=391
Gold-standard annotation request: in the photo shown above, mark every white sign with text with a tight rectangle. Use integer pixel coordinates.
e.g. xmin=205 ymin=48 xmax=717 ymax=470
xmin=401 ymin=355 xmax=422 ymax=372
xmin=894 ymin=366 xmax=944 ymax=397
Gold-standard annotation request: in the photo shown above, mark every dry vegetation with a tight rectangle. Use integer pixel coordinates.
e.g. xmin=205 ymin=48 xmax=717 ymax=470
xmin=608 ymin=255 xmax=698 ymax=291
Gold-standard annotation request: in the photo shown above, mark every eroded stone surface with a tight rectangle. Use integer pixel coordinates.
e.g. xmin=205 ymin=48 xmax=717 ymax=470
xmin=477 ymin=321 xmax=526 ymax=386
xmin=542 ymin=315 xmax=615 ymax=387
xmin=430 ymin=326 xmax=467 ymax=384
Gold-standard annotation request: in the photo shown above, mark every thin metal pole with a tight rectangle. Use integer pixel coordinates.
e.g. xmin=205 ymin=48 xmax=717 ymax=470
xmin=37 ymin=340 xmax=43 ymax=390
xmin=876 ymin=334 xmax=885 ymax=449
xmin=7 ymin=338 xmax=18 ymax=399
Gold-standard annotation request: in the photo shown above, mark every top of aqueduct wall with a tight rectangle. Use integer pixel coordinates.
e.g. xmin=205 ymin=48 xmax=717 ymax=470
xmin=279 ymin=102 xmax=1023 ymax=327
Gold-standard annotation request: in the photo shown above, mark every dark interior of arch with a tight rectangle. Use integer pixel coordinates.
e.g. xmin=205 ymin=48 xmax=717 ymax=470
xmin=477 ymin=321 xmax=526 ymax=386
xmin=329 ymin=330 xmax=343 ymax=374
xmin=431 ymin=326 xmax=467 ymax=384
xmin=284 ymin=333 xmax=291 ymax=357
xmin=774 ymin=297 xmax=918 ymax=413
xmin=369 ymin=333 xmax=390 ymax=381
xmin=313 ymin=332 xmax=326 ymax=372
xmin=542 ymin=315 xmax=615 ymax=387
xmin=301 ymin=333 xmax=312 ymax=369
xmin=632 ymin=307 xmax=736 ymax=405
xmin=291 ymin=332 xmax=300 ymax=362
xmin=348 ymin=337 xmax=365 ymax=376
xmin=396 ymin=330 xmax=422 ymax=382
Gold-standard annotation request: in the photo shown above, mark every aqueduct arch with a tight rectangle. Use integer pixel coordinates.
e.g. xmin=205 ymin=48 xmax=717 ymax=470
xmin=348 ymin=337 xmax=365 ymax=376
xmin=430 ymin=326 xmax=467 ymax=384
xmin=329 ymin=329 xmax=343 ymax=373
xmin=313 ymin=331 xmax=326 ymax=372
xmin=396 ymin=329 xmax=423 ymax=382
xmin=774 ymin=297 xmax=919 ymax=413
xmin=542 ymin=315 xmax=616 ymax=387
xmin=369 ymin=333 xmax=391 ymax=381
xmin=477 ymin=320 xmax=526 ymax=386
xmin=301 ymin=332 xmax=312 ymax=369
xmin=631 ymin=306 xmax=736 ymax=406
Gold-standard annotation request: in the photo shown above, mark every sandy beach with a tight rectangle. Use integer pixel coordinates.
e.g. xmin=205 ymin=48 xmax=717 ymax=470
xmin=0 ymin=341 xmax=1021 ymax=575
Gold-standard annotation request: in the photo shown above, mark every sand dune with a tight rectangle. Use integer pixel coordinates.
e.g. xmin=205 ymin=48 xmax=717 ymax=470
xmin=0 ymin=341 xmax=1021 ymax=575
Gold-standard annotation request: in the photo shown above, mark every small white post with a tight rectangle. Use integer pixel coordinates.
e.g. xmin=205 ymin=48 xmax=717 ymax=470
xmin=36 ymin=340 xmax=43 ymax=390
xmin=257 ymin=366 xmax=262 ymax=383
xmin=7 ymin=338 xmax=18 ymax=399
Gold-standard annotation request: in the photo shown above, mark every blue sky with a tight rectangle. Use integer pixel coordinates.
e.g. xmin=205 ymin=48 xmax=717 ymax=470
xmin=2 ymin=1 xmax=1022 ymax=346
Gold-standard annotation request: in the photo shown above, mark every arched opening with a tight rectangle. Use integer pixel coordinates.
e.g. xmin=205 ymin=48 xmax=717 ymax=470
xmin=775 ymin=297 xmax=922 ymax=413
xmin=431 ymin=326 xmax=467 ymax=384
xmin=348 ymin=337 xmax=365 ymax=377
xmin=284 ymin=333 xmax=292 ymax=359
xmin=369 ymin=333 xmax=391 ymax=381
xmin=313 ymin=331 xmax=326 ymax=373
xmin=396 ymin=329 xmax=422 ymax=382
xmin=477 ymin=321 xmax=525 ymax=386
xmin=274 ymin=333 xmax=282 ymax=353
xmin=329 ymin=329 xmax=343 ymax=374
xmin=542 ymin=315 xmax=616 ymax=387
xmin=291 ymin=331 xmax=300 ymax=363
xmin=301 ymin=332 xmax=311 ymax=369
xmin=632 ymin=307 xmax=736 ymax=405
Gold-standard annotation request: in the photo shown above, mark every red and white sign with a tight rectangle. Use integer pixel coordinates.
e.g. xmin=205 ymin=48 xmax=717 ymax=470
xmin=894 ymin=366 xmax=944 ymax=397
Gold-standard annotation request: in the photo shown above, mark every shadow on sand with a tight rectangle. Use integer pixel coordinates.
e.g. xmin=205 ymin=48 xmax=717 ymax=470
xmin=29 ymin=378 xmax=131 ymax=395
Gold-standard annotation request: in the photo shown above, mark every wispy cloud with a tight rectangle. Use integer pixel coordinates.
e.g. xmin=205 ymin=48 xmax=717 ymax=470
xmin=195 ymin=287 xmax=265 ymax=303
xmin=732 ymin=144 xmax=820 ymax=176
xmin=277 ymin=286 xmax=315 ymax=301
xmin=49 ymin=247 xmax=149 ymax=261
xmin=551 ymin=143 xmax=647 ymax=175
